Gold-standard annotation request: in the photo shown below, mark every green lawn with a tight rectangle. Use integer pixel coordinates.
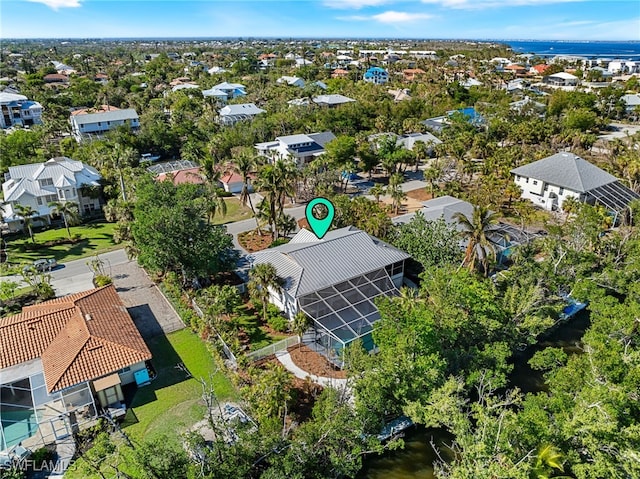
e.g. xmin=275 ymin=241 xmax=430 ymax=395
xmin=211 ymin=197 xmax=254 ymax=225
xmin=123 ymin=328 xmax=236 ymax=440
xmin=235 ymin=304 xmax=289 ymax=351
xmin=4 ymin=222 xmax=120 ymax=268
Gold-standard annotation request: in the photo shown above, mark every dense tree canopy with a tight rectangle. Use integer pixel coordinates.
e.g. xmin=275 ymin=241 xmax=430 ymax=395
xmin=131 ymin=176 xmax=238 ymax=280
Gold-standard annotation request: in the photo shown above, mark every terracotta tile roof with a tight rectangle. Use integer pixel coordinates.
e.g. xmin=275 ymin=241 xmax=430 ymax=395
xmin=156 ymin=167 xmax=205 ymax=185
xmin=532 ymin=64 xmax=551 ymax=74
xmin=220 ymin=172 xmax=243 ymax=184
xmin=0 ymin=285 xmax=151 ymax=392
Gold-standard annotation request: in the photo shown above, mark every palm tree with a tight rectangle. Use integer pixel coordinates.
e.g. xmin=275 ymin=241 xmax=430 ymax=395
xmin=531 ymin=444 xmax=571 ymax=479
xmin=108 ymin=143 xmax=137 ymax=202
xmin=388 ymin=173 xmax=407 ymax=215
xmin=233 ymin=149 xmax=261 ymax=234
xmin=248 ymin=263 xmax=283 ymax=322
xmin=369 ymin=183 xmax=385 ymax=203
xmin=292 ymin=311 xmax=311 ymax=349
xmin=14 ymin=204 xmax=38 ymax=244
xmin=201 ymin=185 xmax=227 ymax=224
xmin=454 ymin=205 xmax=501 ymax=276
xmin=48 ymin=201 xmax=80 ymax=238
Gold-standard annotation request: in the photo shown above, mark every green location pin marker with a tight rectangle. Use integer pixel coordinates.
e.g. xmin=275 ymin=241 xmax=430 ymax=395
xmin=305 ymin=197 xmax=335 ymax=240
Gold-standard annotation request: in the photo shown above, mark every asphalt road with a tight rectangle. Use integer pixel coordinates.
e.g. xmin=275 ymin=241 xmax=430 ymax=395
xmin=1 ymin=249 xmax=130 ymax=297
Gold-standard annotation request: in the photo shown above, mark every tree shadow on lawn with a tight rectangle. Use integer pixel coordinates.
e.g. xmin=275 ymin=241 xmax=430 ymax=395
xmin=234 ymin=304 xmax=280 ymax=351
xmin=123 ymin=333 xmax=193 ymax=417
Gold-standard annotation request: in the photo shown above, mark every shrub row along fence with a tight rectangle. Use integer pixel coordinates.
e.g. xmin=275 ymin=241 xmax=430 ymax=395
xmin=191 ymin=299 xmax=238 ymax=367
xmin=246 ymin=335 xmax=300 ymax=362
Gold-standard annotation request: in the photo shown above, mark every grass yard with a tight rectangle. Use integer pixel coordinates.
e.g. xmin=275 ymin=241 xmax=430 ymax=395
xmin=3 ymin=222 xmax=120 ymax=268
xmin=234 ymin=304 xmax=289 ymax=351
xmin=122 ymin=328 xmax=236 ymax=440
xmin=211 ymin=197 xmax=254 ymax=225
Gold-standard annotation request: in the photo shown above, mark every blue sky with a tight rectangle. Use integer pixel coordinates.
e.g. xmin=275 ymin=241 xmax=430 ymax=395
xmin=1 ymin=0 xmax=639 ymax=40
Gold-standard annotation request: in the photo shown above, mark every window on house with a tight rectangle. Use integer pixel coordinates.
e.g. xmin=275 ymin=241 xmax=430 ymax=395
xmin=533 ymin=180 xmax=538 ymax=185
xmin=119 ymin=366 xmax=131 ymax=374
xmin=516 ymin=175 xmax=521 ymax=181
xmin=525 ymin=178 xmax=529 ymax=183
xmin=37 ymin=197 xmax=43 ymax=206
xmin=59 ymin=190 xmax=65 ymax=200
xmin=39 ymin=178 xmax=53 ymax=187
xmin=559 ymin=187 xmax=564 ymax=195
xmin=544 ymin=184 xmax=548 ymax=191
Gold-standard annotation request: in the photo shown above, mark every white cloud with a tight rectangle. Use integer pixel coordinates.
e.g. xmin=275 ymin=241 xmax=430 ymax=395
xmin=341 ymin=10 xmax=434 ymax=22
xmin=421 ymin=0 xmax=583 ymax=9
xmin=373 ymin=10 xmax=434 ymax=22
xmin=27 ymin=0 xmax=82 ymax=10
xmin=324 ymin=0 xmax=392 ymax=9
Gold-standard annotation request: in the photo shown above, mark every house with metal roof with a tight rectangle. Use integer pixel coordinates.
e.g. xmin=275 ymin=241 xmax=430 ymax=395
xmin=255 ymin=131 xmax=336 ymax=167
xmin=0 ymin=286 xmax=152 ymax=452
xmin=70 ymin=108 xmax=139 ymax=142
xmin=250 ymin=226 xmax=409 ymax=361
xmin=218 ymin=103 xmax=266 ymax=126
xmin=209 ymin=81 xmax=246 ymax=100
xmin=543 ymin=72 xmax=579 ymax=87
xmin=312 ymin=94 xmax=356 ymax=108
xmin=0 ymin=92 xmax=43 ymax=129
xmin=363 ymin=66 xmax=389 ymax=85
xmin=277 ymin=76 xmax=306 ymax=88
xmin=369 ymin=131 xmax=442 ymax=155
xmin=511 ymin=152 xmax=640 ymax=220
xmin=2 ymin=157 xmax=103 ymax=232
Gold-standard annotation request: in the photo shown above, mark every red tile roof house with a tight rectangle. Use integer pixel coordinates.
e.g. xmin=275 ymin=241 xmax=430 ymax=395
xmin=156 ymin=167 xmax=205 ymax=186
xmin=0 ymin=286 xmax=152 ymax=452
xmin=219 ymin=172 xmax=255 ymax=194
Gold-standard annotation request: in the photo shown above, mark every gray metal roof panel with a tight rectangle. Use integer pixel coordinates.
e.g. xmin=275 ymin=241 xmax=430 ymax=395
xmin=250 ymin=227 xmax=408 ymax=297
xmin=511 ymin=153 xmax=617 ymax=193
xmin=71 ymin=108 xmax=139 ymax=125
xmin=307 ymin=131 xmax=337 ymax=147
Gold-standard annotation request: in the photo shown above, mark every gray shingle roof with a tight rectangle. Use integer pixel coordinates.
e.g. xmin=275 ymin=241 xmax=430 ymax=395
xmin=250 ymin=226 xmax=409 ymax=297
xmin=71 ymin=108 xmax=139 ymax=125
xmin=511 ymin=153 xmax=617 ymax=193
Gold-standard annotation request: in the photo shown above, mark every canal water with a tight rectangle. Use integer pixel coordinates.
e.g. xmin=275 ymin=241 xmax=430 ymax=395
xmin=358 ymin=310 xmax=590 ymax=478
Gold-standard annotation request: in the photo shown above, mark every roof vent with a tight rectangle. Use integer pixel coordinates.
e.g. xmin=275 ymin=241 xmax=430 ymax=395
xmin=85 ymin=313 xmax=92 ymax=321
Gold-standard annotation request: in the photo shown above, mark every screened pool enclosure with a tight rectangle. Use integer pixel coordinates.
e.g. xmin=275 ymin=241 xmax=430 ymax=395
xmin=299 ymin=268 xmax=401 ymax=359
xmin=1 ymin=373 xmax=96 ymax=451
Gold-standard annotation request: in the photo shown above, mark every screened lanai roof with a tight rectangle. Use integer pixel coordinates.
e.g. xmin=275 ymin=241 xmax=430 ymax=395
xmin=586 ymin=181 xmax=640 ymax=213
xmin=298 ymin=268 xmax=400 ymax=346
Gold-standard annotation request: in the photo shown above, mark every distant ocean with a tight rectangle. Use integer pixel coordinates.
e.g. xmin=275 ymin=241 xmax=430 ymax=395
xmin=504 ymin=40 xmax=640 ymax=59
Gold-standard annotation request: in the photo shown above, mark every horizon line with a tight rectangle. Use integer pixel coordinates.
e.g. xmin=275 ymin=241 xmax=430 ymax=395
xmin=1 ymin=36 xmax=639 ymax=42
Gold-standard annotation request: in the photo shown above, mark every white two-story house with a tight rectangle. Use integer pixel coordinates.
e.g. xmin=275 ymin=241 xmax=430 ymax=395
xmin=2 ymin=157 xmax=103 ymax=231
xmin=0 ymin=92 xmax=43 ymax=129
xmin=70 ymin=108 xmax=139 ymax=142
xmin=255 ymin=131 xmax=336 ymax=167
xmin=511 ymin=152 xmax=640 ymax=221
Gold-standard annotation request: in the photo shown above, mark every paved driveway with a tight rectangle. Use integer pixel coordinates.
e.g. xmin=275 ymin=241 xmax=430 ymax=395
xmin=39 ymin=249 xmax=184 ymax=339
xmin=111 ymin=259 xmax=185 ymax=339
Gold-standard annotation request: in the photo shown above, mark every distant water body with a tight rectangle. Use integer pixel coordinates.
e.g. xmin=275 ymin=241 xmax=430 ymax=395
xmin=504 ymin=40 xmax=640 ymax=59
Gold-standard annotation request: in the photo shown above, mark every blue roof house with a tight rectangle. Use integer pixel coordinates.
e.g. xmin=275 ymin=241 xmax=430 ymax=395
xmin=363 ymin=67 xmax=389 ymax=85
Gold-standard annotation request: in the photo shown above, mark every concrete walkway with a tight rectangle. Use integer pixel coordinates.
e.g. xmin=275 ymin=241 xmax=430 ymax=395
xmin=275 ymin=350 xmax=349 ymax=390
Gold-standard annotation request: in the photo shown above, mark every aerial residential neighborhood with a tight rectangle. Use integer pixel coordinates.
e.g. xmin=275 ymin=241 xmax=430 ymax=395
xmin=0 ymin=19 xmax=639 ymax=479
